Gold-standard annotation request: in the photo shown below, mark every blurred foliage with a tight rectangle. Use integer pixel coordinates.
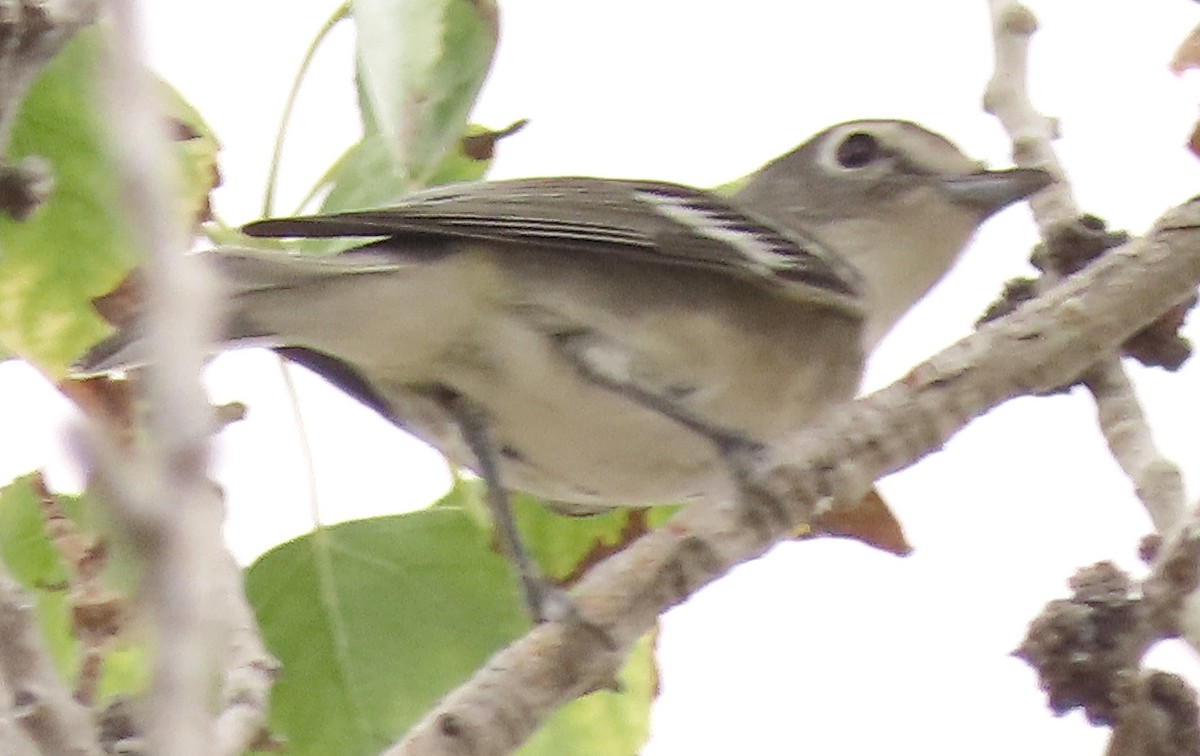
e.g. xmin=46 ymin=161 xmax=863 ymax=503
xmin=0 ymin=476 xmax=145 ymax=703
xmin=0 ymin=28 xmax=217 ymax=377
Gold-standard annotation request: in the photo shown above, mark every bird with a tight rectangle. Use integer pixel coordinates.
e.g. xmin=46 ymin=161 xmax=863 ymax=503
xmin=74 ymin=119 xmax=1050 ymax=621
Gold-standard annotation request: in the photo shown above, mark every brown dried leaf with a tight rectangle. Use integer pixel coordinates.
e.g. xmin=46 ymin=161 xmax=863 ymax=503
xmin=1189 ymin=120 xmax=1200 ymax=161
xmin=89 ymin=269 xmax=144 ymax=328
xmin=807 ymin=487 xmax=913 ymax=556
xmin=57 ymin=375 xmax=137 ymax=448
xmin=460 ymin=118 xmax=529 ymax=161
xmin=1171 ymin=22 xmax=1200 ymax=75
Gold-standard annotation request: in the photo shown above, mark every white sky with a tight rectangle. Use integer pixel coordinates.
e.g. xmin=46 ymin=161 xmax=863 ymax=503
xmin=4 ymin=1 xmax=1200 ymax=753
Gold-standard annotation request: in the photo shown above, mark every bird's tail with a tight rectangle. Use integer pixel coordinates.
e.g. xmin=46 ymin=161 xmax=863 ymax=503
xmin=69 ymin=246 xmax=408 ymax=377
xmin=71 ymin=324 xmax=152 ymax=377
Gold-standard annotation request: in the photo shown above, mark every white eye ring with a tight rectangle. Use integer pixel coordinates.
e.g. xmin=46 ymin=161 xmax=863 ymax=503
xmin=817 ymin=125 xmax=891 ymax=175
xmin=834 ymin=132 xmax=881 ymax=169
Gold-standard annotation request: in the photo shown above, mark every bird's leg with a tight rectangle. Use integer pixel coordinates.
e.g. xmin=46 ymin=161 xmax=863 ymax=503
xmin=552 ymin=332 xmax=781 ymax=526
xmin=441 ymin=389 xmax=576 ymax=624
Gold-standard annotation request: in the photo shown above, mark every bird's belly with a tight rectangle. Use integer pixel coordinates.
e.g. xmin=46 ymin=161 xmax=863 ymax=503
xmin=370 ymin=323 xmax=728 ymax=506
xmin=267 ymin=248 xmax=864 ymax=507
xmin=450 ymin=325 xmax=728 ymax=506
xmin=375 ymin=253 xmax=864 ymax=507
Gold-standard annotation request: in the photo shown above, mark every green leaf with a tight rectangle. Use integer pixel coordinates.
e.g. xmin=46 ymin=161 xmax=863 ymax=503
xmin=354 ymin=57 xmax=381 ymax=138
xmin=318 ymin=133 xmax=414 ymax=216
xmin=351 ymin=0 xmax=499 ymax=186
xmin=0 ymin=476 xmax=146 ymax=698
xmin=0 ymin=28 xmax=219 ymax=377
xmin=0 ymin=476 xmax=71 ymax=597
xmin=316 ymin=122 xmax=510 ymax=219
xmin=423 ymin=120 xmax=526 ymax=188
xmin=515 ymin=495 xmax=678 ymax=584
xmin=448 ymin=477 xmax=678 ymax=585
xmin=247 ymin=508 xmax=527 ymax=755
xmin=158 ymin=80 xmax=221 ymax=228
xmin=247 ymin=506 xmax=656 ymax=755
xmin=292 ymin=120 xmax=516 ymax=255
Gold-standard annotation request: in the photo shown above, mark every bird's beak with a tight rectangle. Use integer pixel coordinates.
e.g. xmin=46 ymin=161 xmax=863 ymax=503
xmin=937 ymin=167 xmax=1053 ymax=217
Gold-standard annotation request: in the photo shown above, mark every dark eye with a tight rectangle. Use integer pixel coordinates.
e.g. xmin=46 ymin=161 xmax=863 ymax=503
xmin=835 ymin=132 xmax=880 ymax=169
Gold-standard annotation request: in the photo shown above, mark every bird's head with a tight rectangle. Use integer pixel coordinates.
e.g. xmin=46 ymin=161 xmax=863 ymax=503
xmin=734 ymin=119 xmax=1051 ymax=348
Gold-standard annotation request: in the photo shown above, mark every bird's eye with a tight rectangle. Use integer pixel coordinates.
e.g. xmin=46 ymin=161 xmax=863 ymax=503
xmin=834 ymin=132 xmax=880 ymax=169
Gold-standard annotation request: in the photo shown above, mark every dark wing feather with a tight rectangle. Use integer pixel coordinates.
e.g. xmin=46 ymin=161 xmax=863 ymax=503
xmin=274 ymin=346 xmax=398 ymax=424
xmin=243 ymin=177 xmax=864 ymax=311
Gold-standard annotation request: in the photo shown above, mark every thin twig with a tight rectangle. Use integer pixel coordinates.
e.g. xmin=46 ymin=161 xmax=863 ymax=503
xmin=984 ymin=5 xmax=1200 ymax=751
xmin=261 ymin=1 xmax=351 ymax=218
xmin=983 ymin=0 xmax=1187 ymax=534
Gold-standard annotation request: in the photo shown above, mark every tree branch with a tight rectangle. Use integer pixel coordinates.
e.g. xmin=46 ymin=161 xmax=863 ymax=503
xmin=95 ymin=3 xmax=233 ymax=755
xmin=0 ymin=564 xmax=101 ymax=756
xmin=983 ymin=5 xmax=1200 ymax=750
xmin=983 ymin=0 xmax=1188 ymax=534
xmin=212 ymin=552 xmax=279 ymax=756
xmin=390 ymin=200 xmax=1200 ymax=755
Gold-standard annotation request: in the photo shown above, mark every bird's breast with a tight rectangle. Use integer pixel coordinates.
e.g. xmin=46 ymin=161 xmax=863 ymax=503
xmin=378 ymin=247 xmax=866 ymax=507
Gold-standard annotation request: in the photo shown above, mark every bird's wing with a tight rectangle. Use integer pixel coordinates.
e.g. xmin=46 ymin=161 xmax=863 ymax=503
xmin=242 ymin=177 xmax=866 ymax=316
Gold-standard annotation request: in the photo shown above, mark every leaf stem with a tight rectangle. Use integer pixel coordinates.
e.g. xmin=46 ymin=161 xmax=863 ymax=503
xmin=260 ymin=1 xmax=352 ymax=219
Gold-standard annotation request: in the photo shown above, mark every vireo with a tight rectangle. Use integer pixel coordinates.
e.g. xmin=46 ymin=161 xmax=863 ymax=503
xmin=76 ymin=119 xmax=1050 ymax=620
